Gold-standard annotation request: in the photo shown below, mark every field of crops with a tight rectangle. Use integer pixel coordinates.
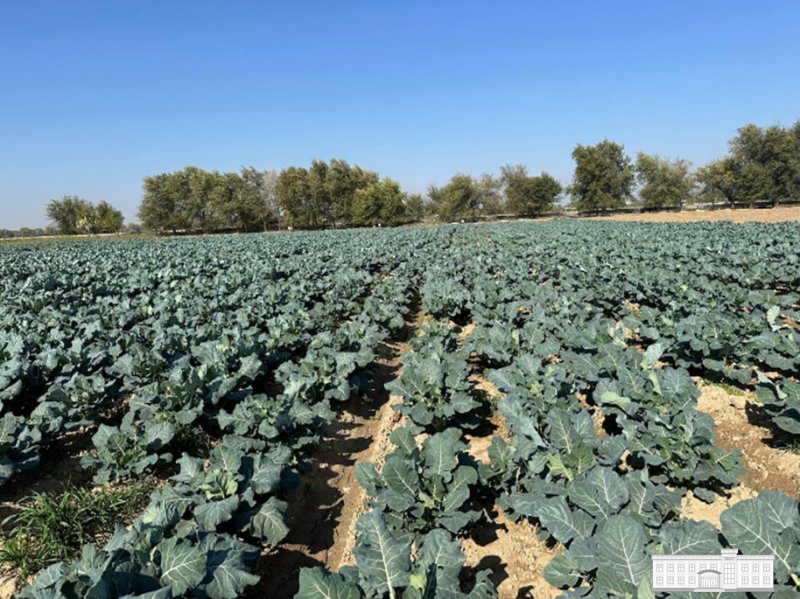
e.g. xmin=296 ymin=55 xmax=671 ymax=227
xmin=1 ymin=221 xmax=799 ymax=599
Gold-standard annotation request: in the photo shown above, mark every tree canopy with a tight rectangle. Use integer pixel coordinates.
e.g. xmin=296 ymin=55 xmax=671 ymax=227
xmin=139 ymin=167 xmax=277 ymax=232
xmin=700 ymin=123 xmax=800 ymax=205
xmin=635 ymin=153 xmax=693 ymax=209
xmin=501 ymin=165 xmax=562 ymax=216
xmin=570 ymin=140 xmax=635 ymax=212
xmin=125 ymin=119 xmax=800 ymax=233
xmin=46 ymin=196 xmax=124 ymax=235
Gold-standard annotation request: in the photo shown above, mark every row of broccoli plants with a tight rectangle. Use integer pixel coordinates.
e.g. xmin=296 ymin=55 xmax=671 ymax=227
xmin=414 ymin=236 xmax=800 ymax=597
xmin=294 ymin=432 xmax=498 ymax=599
xmin=425 ymin=223 xmax=800 ymax=441
xmin=481 ymin=345 xmax=800 ymax=596
xmin=0 ymin=229 xmax=445 ymax=487
xmin=17 ymin=271 xmax=417 ymax=598
xmin=294 ymin=319 xmax=501 ymax=597
xmin=463 ymin=289 xmax=799 ymax=593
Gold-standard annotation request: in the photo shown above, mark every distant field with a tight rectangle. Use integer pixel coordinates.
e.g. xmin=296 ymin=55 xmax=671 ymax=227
xmin=1 ymin=221 xmax=799 ymax=598
xmin=587 ymin=204 xmax=800 ymax=223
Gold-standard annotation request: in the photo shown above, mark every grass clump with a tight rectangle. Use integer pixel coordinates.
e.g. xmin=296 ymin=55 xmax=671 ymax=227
xmin=0 ymin=478 xmax=155 ymax=579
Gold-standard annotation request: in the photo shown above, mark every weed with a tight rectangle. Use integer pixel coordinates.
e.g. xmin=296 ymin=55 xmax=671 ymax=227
xmin=0 ymin=478 xmax=155 ymax=579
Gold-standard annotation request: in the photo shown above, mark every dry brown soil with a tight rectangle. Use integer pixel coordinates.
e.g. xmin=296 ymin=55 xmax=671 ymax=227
xmin=679 ymin=382 xmax=800 ymax=528
xmin=462 ymin=509 xmax=561 ymax=599
xmin=587 ymin=205 xmax=800 ymax=223
xmin=247 ymin=338 xmax=408 ymax=598
xmin=696 ymin=382 xmax=800 ymax=498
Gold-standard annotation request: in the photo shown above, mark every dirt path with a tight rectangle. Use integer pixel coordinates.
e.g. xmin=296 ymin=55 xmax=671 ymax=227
xmin=586 ymin=205 xmax=800 ymax=223
xmin=696 ymin=383 xmax=800 ymax=498
xmin=680 ymin=382 xmax=800 ymax=528
xmin=248 ymin=309 xmax=418 ymax=597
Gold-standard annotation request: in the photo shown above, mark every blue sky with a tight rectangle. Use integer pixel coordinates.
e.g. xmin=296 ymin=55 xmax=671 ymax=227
xmin=1 ymin=1 xmax=799 ymax=228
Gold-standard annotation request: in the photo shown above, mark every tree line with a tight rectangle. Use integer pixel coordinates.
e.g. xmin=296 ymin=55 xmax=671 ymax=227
xmin=571 ymin=121 xmax=800 ymax=212
xmin=45 ymin=197 xmax=125 ymax=235
xmin=38 ymin=120 xmax=800 ymax=235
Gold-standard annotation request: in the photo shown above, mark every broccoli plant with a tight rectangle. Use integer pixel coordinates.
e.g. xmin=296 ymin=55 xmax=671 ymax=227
xmin=386 ymin=344 xmax=481 ymax=432
xmin=356 ymin=427 xmax=481 ymax=539
xmin=296 ymin=510 xmax=498 ymax=599
xmin=81 ymin=411 xmax=175 ymax=483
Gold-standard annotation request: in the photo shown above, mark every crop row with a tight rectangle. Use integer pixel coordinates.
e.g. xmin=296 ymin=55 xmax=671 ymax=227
xmin=3 ymin=221 xmax=800 ymax=598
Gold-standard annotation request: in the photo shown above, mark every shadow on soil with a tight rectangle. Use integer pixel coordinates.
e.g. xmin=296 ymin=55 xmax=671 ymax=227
xmin=247 ymin=323 xmax=413 ymax=597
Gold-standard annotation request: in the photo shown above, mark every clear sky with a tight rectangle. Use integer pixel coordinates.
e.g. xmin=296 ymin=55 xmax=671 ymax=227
xmin=1 ymin=1 xmax=799 ymax=228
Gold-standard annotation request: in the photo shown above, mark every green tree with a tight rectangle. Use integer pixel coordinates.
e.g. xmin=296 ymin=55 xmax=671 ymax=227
xmin=436 ymin=174 xmax=482 ymax=221
xmin=570 ymin=140 xmax=634 ymax=212
xmin=91 ymin=201 xmax=125 ymax=233
xmin=695 ymin=157 xmax=738 ymax=205
xmin=635 ymin=153 xmax=693 ymax=209
xmin=323 ymin=159 xmax=378 ymax=227
xmin=477 ymin=173 xmax=505 ymax=216
xmin=352 ymin=178 xmax=407 ymax=226
xmin=46 ymin=196 xmax=93 ymax=234
xmin=47 ymin=196 xmax=124 ymax=235
xmin=182 ymin=166 xmax=216 ymax=230
xmin=275 ymin=166 xmax=312 ymax=228
xmin=139 ymin=173 xmax=183 ymax=232
xmin=426 ymin=185 xmax=443 ymax=218
xmin=240 ymin=167 xmax=278 ymax=231
xmin=378 ymin=178 xmax=406 ymax=225
xmin=275 ymin=159 xmax=380 ymax=229
xmin=501 ymin=165 xmax=561 ymax=215
xmin=307 ymin=160 xmax=332 ymax=227
xmin=727 ymin=123 xmax=800 ymax=204
xmin=404 ymin=193 xmax=427 ymax=222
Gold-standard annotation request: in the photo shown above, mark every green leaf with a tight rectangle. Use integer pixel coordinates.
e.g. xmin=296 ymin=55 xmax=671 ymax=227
xmin=158 ymin=537 xmax=206 ymax=596
xmin=195 ymin=496 xmax=239 ymax=530
xmin=767 ymin=305 xmax=780 ymax=327
xmin=406 ymin=529 xmax=465 ymax=597
xmin=568 ymin=467 xmax=628 ymax=519
xmin=353 ymin=510 xmax=411 ymax=596
xmin=296 ymin=567 xmax=361 ymax=599
xmin=720 ymin=491 xmax=800 ymax=582
xmin=440 ymin=465 xmax=477 ymax=514
xmin=658 ymin=519 xmax=720 ymax=555
xmin=382 ymin=454 xmax=420 ymax=500
xmin=534 ymin=496 xmax=595 ymax=544
xmin=248 ymin=497 xmax=289 ymax=545
xmin=595 ymin=515 xmax=649 ymax=595
xmin=544 ymin=553 xmax=581 ymax=588
xmin=200 ymin=535 xmax=260 ymax=599
xmin=423 ymin=428 xmax=460 ymax=481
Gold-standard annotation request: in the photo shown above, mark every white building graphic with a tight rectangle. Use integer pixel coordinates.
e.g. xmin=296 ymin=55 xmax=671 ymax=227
xmin=652 ymin=547 xmax=774 ymax=592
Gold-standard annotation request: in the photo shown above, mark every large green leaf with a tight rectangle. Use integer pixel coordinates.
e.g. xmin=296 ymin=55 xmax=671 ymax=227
xmin=248 ymin=497 xmax=289 ymax=545
xmin=353 ymin=511 xmax=411 ymax=596
xmin=595 ymin=515 xmax=649 ymax=595
xmin=720 ymin=491 xmax=800 ymax=582
xmin=158 ymin=537 xmax=206 ymax=596
xmin=296 ymin=568 xmax=361 ymax=599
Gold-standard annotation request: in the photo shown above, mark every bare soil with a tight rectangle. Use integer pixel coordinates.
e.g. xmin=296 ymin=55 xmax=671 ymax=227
xmin=678 ymin=382 xmax=800 ymax=529
xmin=462 ymin=508 xmax=561 ymax=599
xmin=247 ymin=338 xmax=408 ymax=598
xmin=587 ymin=205 xmax=800 ymax=223
xmin=680 ymin=485 xmax=759 ymax=528
xmin=696 ymin=383 xmax=800 ymax=498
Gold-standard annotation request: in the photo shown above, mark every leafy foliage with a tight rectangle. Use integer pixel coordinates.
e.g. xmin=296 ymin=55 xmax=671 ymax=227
xmin=6 ymin=220 xmax=800 ymax=598
xmin=356 ymin=427 xmax=481 ymax=539
xmin=296 ymin=511 xmax=497 ymax=599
